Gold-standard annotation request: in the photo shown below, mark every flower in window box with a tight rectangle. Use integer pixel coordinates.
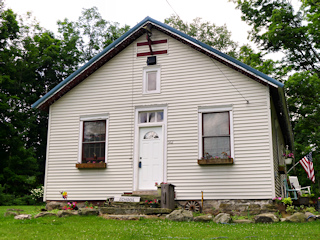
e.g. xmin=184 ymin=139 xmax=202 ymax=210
xmin=221 ymin=152 xmax=229 ymax=159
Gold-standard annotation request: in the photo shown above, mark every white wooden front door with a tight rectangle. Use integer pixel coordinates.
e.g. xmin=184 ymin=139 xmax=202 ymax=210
xmin=138 ymin=127 xmax=163 ymax=190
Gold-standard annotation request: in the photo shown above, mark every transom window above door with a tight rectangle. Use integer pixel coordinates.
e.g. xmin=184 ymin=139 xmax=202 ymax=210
xmin=139 ymin=111 xmax=164 ymax=123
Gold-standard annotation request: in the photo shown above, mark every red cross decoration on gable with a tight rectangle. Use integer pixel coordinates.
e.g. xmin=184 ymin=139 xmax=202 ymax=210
xmin=136 ymin=39 xmax=168 ymax=57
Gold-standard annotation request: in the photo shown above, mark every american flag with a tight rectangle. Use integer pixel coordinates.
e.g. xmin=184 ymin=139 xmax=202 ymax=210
xmin=299 ymin=152 xmax=315 ymax=183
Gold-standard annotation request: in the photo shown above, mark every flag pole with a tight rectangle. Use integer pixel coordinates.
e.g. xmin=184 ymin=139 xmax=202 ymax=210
xmin=287 ymin=161 xmax=300 ymax=174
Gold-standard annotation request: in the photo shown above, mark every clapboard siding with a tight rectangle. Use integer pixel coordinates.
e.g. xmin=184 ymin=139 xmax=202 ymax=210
xmin=44 ymin=29 xmax=276 ymax=201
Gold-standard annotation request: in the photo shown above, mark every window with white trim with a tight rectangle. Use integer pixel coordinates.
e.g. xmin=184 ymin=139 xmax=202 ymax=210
xmin=143 ymin=66 xmax=160 ymax=93
xmin=199 ymin=108 xmax=233 ymax=159
xmin=79 ymin=115 xmax=108 ymax=164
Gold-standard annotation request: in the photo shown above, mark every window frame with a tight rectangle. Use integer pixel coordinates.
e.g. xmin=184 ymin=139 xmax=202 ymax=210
xmin=78 ymin=114 xmax=109 ymax=164
xmin=198 ymin=106 xmax=234 ymax=159
xmin=143 ymin=66 xmax=161 ymax=94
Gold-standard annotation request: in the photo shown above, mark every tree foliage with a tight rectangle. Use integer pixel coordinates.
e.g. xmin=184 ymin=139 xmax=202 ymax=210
xmin=0 ymin=2 xmax=129 ymax=203
xmin=233 ymin=0 xmax=320 ymax=193
xmin=58 ymin=7 xmax=130 ymax=62
xmin=164 ymin=15 xmax=239 ymax=57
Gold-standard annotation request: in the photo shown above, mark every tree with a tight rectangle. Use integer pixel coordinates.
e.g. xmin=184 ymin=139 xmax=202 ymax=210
xmin=232 ymin=0 xmax=320 ymax=193
xmin=0 ymin=3 xmax=131 ymax=204
xmin=57 ymin=7 xmax=130 ymax=62
xmin=164 ymin=15 xmax=239 ymax=57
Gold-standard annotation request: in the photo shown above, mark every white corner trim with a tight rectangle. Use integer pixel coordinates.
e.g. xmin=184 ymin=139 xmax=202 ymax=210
xmin=43 ymin=106 xmax=52 ymax=202
xmin=267 ymin=87 xmax=276 ymax=198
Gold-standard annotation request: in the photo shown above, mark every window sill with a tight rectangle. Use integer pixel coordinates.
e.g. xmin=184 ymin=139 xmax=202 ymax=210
xmin=197 ymin=158 xmax=233 ymax=165
xmin=76 ymin=162 xmax=106 ymax=169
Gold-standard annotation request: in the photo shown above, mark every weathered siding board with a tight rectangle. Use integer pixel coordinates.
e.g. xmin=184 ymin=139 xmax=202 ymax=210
xmin=44 ymin=29 xmax=274 ymax=201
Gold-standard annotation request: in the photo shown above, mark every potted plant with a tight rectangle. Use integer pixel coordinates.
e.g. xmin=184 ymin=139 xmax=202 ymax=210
xmin=298 ymin=194 xmax=310 ymax=205
xmin=283 ymin=150 xmax=294 ymax=165
xmin=155 ymin=182 xmax=161 ymax=195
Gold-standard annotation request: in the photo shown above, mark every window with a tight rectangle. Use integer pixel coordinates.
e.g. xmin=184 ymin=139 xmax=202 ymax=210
xmin=199 ymin=108 xmax=233 ymax=159
xmin=143 ymin=66 xmax=160 ymax=93
xmin=82 ymin=120 xmax=106 ymax=163
xmin=139 ymin=111 xmax=163 ymax=124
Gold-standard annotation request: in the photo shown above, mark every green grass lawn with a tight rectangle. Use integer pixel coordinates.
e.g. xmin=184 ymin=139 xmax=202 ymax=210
xmin=1 ymin=206 xmax=320 ymax=239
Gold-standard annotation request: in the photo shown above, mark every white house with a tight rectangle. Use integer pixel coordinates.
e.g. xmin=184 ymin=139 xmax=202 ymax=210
xmin=32 ymin=17 xmax=293 ymax=202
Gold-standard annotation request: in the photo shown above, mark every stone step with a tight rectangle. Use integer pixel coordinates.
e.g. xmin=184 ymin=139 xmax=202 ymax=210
xmin=132 ymin=190 xmax=158 ymax=195
xmin=121 ymin=192 xmax=160 ymax=203
xmin=100 ymin=207 xmax=172 ymax=215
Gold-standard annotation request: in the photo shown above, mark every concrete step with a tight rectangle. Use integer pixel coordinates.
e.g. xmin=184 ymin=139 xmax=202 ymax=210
xmin=132 ymin=190 xmax=158 ymax=195
xmin=100 ymin=206 xmax=172 ymax=215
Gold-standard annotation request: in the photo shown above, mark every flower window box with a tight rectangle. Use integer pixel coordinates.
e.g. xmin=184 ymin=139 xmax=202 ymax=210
xmin=197 ymin=158 xmax=233 ymax=165
xmin=76 ymin=162 xmax=106 ymax=169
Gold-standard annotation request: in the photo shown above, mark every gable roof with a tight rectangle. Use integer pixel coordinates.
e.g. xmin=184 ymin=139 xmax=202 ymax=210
xmin=31 ymin=16 xmax=293 ymax=148
xmin=32 ymin=16 xmax=284 ymax=111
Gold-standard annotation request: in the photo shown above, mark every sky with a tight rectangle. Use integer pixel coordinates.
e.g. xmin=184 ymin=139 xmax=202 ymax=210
xmin=5 ymin=0 xmax=253 ymax=46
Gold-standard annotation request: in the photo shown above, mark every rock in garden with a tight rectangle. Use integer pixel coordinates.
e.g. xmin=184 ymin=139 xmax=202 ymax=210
xmin=57 ymin=210 xmax=78 ymax=217
xmin=14 ymin=214 xmax=32 ymax=220
xmin=165 ymin=209 xmax=193 ymax=222
xmin=213 ymin=213 xmax=231 ymax=223
xmin=233 ymin=219 xmax=253 ymax=224
xmin=46 ymin=201 xmax=64 ymax=211
xmin=4 ymin=211 xmax=18 ymax=217
xmin=78 ymin=208 xmax=99 ymax=216
xmin=254 ymin=213 xmax=279 ymax=223
xmin=285 ymin=212 xmax=307 ymax=223
xmin=305 ymin=212 xmax=316 ymax=222
xmin=194 ymin=214 xmax=213 ymax=222
xmin=34 ymin=212 xmax=57 ymax=218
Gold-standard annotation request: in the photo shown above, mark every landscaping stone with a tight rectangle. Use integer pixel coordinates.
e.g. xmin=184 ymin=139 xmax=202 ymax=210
xmin=4 ymin=211 xmax=18 ymax=217
xmin=166 ymin=209 xmax=193 ymax=222
xmin=14 ymin=214 xmax=32 ymax=220
xmin=78 ymin=208 xmax=99 ymax=216
xmin=102 ymin=214 xmax=145 ymax=220
xmin=254 ymin=213 xmax=279 ymax=223
xmin=57 ymin=210 xmax=78 ymax=217
xmin=193 ymin=214 xmax=213 ymax=222
xmin=46 ymin=201 xmax=64 ymax=211
xmin=213 ymin=213 xmax=231 ymax=223
xmin=34 ymin=212 xmax=57 ymax=218
xmin=7 ymin=208 xmax=24 ymax=213
xmin=233 ymin=219 xmax=253 ymax=224
xmin=285 ymin=212 xmax=307 ymax=223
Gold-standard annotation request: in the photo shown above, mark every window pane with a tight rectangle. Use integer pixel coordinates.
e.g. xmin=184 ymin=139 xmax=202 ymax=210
xmin=139 ymin=112 xmax=147 ymax=123
xmin=147 ymin=72 xmax=157 ymax=91
xmin=83 ymin=143 xmax=105 ymax=162
xmin=157 ymin=111 xmax=164 ymax=122
xmin=148 ymin=112 xmax=155 ymax=122
xmin=204 ymin=137 xmax=230 ymax=157
xmin=203 ymin=112 xmax=229 ymax=136
xmin=84 ymin=121 xmax=106 ymax=142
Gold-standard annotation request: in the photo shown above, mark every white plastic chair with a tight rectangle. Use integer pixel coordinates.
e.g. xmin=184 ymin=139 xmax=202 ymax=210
xmin=288 ymin=176 xmax=311 ymax=194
